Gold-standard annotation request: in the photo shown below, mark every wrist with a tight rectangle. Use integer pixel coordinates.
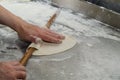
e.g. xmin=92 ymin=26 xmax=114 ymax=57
xmin=0 ymin=5 xmax=29 ymax=33
xmin=11 ymin=17 xmax=27 ymax=33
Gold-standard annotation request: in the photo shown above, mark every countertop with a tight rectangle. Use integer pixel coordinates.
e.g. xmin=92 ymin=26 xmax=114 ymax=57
xmin=0 ymin=1 xmax=120 ymax=80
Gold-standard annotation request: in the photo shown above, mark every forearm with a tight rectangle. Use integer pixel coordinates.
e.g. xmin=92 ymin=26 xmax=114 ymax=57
xmin=0 ymin=5 xmax=26 ymax=32
xmin=0 ymin=5 xmax=65 ymax=43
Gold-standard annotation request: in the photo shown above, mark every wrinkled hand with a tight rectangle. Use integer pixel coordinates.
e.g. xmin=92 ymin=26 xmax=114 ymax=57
xmin=0 ymin=61 xmax=26 ymax=80
xmin=17 ymin=23 xmax=65 ymax=43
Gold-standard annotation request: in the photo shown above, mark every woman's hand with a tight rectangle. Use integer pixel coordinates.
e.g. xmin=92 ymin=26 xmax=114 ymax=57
xmin=0 ymin=61 xmax=26 ymax=80
xmin=17 ymin=23 xmax=65 ymax=43
xmin=0 ymin=5 xmax=65 ymax=43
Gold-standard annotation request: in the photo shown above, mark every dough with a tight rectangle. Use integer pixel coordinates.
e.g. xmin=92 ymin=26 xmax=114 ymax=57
xmin=29 ymin=35 xmax=76 ymax=56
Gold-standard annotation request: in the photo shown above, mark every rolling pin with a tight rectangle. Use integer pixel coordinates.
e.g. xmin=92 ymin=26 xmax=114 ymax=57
xmin=20 ymin=9 xmax=60 ymax=66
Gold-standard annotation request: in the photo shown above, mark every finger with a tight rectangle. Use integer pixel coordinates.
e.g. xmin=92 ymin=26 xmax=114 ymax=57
xmin=30 ymin=35 xmax=42 ymax=44
xmin=41 ymin=35 xmax=62 ymax=43
xmin=47 ymin=31 xmax=65 ymax=40
xmin=9 ymin=61 xmax=21 ymax=66
xmin=27 ymin=35 xmax=36 ymax=43
xmin=15 ymin=71 xmax=26 ymax=79
xmin=44 ymin=28 xmax=65 ymax=39
xmin=14 ymin=66 xmax=26 ymax=71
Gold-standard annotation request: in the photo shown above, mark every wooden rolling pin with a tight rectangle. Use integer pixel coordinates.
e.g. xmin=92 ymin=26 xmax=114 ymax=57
xmin=20 ymin=9 xmax=60 ymax=66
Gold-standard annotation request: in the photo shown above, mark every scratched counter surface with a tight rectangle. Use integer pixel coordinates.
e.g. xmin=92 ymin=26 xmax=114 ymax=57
xmin=1 ymin=1 xmax=120 ymax=80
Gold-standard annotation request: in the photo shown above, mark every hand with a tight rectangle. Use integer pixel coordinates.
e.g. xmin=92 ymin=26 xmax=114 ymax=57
xmin=0 ymin=5 xmax=65 ymax=43
xmin=17 ymin=23 xmax=65 ymax=43
xmin=0 ymin=61 xmax=26 ymax=80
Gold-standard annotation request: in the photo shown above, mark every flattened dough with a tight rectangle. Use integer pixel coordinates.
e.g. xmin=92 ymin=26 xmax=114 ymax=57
xmin=29 ymin=35 xmax=76 ymax=55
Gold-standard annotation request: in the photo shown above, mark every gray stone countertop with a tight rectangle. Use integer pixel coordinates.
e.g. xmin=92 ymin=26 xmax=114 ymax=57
xmin=0 ymin=1 xmax=120 ymax=80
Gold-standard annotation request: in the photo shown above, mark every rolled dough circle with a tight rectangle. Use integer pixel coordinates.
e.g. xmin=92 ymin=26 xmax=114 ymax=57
xmin=29 ymin=35 xmax=77 ymax=56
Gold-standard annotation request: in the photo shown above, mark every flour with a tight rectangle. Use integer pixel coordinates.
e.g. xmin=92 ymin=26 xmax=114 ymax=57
xmin=1 ymin=1 xmax=120 ymax=80
xmin=0 ymin=1 xmax=120 ymax=41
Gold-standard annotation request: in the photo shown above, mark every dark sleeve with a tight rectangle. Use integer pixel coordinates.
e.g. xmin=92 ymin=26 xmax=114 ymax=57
xmin=86 ymin=0 xmax=120 ymax=13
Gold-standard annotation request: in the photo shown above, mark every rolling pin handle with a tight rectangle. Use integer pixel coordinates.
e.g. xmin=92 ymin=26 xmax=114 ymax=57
xmin=20 ymin=47 xmax=36 ymax=66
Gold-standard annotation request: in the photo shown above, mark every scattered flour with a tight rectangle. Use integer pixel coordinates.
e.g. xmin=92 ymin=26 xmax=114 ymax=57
xmin=0 ymin=1 xmax=120 ymax=41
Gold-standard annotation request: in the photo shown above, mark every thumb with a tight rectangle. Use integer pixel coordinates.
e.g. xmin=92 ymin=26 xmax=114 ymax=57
xmin=30 ymin=35 xmax=42 ymax=44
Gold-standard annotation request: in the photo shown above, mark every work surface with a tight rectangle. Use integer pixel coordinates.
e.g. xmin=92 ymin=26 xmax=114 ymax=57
xmin=1 ymin=1 xmax=120 ymax=80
